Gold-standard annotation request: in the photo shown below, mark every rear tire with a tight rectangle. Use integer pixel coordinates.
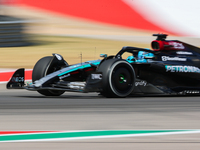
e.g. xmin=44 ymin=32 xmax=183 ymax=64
xmin=32 ymin=56 xmax=65 ymax=96
xmin=98 ymin=59 xmax=135 ymax=97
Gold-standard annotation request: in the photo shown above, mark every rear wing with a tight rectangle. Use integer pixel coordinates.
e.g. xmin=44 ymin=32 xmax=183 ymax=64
xmin=7 ymin=68 xmax=25 ymax=89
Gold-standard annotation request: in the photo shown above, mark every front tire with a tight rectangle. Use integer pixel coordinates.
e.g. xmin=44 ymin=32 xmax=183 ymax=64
xmin=32 ymin=56 xmax=65 ymax=96
xmin=98 ymin=59 xmax=135 ymax=98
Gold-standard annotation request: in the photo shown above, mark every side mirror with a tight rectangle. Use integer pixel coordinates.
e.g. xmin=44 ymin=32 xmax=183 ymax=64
xmin=52 ymin=53 xmax=69 ymax=66
xmin=100 ymin=54 xmax=107 ymax=58
xmin=53 ymin=53 xmax=64 ymax=61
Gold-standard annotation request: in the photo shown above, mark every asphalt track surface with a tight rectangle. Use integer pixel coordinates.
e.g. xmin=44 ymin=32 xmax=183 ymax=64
xmin=1 ymin=5 xmax=200 ymax=149
xmin=0 ymin=84 xmax=200 ymax=149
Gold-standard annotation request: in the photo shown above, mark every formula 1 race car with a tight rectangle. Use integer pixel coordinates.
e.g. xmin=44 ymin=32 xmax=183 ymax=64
xmin=7 ymin=34 xmax=200 ymax=97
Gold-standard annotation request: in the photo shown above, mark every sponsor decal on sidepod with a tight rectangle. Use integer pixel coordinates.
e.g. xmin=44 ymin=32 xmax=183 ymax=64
xmin=162 ymin=56 xmax=186 ymax=61
xmin=165 ymin=65 xmax=200 ymax=73
xmin=135 ymin=81 xmax=147 ymax=86
xmin=91 ymin=74 xmax=102 ymax=80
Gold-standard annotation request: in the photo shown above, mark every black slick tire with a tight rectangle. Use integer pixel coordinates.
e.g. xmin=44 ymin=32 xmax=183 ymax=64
xmin=98 ymin=59 xmax=135 ymax=98
xmin=32 ymin=56 xmax=65 ymax=96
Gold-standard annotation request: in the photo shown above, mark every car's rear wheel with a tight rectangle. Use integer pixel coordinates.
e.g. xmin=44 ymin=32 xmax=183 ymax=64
xmin=98 ymin=59 xmax=135 ymax=97
xmin=32 ymin=56 xmax=65 ymax=96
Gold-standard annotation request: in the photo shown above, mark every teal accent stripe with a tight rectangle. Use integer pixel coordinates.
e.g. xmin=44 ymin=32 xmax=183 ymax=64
xmin=58 ymin=68 xmax=78 ymax=76
xmin=58 ymin=61 xmax=101 ymax=77
xmin=92 ymin=62 xmax=100 ymax=66
xmin=58 ymin=64 xmax=91 ymax=76
xmin=0 ymin=130 xmax=194 ymax=142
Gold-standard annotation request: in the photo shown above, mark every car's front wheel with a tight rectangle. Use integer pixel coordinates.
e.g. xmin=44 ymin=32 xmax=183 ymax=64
xmin=98 ymin=59 xmax=135 ymax=98
xmin=32 ymin=56 xmax=65 ymax=96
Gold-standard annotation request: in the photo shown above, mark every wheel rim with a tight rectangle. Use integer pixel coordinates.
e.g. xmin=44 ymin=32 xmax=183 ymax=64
xmin=119 ymin=74 xmax=125 ymax=83
xmin=109 ymin=62 xmax=135 ymax=97
xmin=112 ymin=68 xmax=132 ymax=91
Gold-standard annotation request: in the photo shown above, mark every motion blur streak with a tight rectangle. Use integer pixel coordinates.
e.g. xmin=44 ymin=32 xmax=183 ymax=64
xmin=123 ymin=0 xmax=200 ymax=36
xmin=2 ymin=0 xmax=175 ymax=34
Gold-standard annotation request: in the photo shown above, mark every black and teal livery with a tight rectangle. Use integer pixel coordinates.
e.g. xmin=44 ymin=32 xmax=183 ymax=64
xmin=7 ymin=34 xmax=200 ymax=97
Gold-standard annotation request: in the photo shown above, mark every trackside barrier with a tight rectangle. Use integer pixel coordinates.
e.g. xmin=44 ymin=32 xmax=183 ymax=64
xmin=0 ymin=15 xmax=30 ymax=47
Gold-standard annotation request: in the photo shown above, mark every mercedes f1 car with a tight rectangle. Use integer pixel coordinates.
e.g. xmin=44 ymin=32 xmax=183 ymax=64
xmin=7 ymin=34 xmax=200 ymax=97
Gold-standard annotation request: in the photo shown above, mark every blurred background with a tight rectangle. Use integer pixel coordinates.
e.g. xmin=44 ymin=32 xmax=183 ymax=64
xmin=0 ymin=0 xmax=200 ymax=69
xmin=1 ymin=1 xmax=200 ymax=148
